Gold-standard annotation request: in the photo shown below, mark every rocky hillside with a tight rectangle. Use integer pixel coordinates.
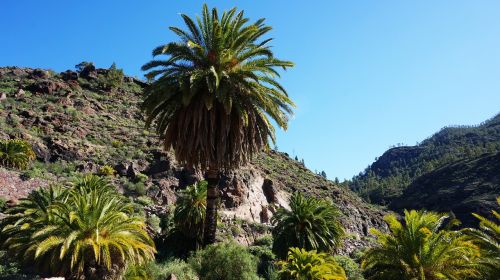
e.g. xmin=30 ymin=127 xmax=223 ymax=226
xmin=391 ymin=152 xmax=500 ymax=226
xmin=350 ymin=113 xmax=500 ymax=225
xmin=0 ymin=65 xmax=385 ymax=253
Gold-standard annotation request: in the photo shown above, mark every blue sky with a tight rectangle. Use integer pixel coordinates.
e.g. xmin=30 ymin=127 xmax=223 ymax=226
xmin=2 ymin=1 xmax=499 ymax=180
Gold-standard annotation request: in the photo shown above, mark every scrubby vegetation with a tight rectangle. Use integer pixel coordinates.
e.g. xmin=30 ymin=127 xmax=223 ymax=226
xmin=1 ymin=3 xmax=499 ymax=280
xmin=188 ymin=242 xmax=260 ymax=280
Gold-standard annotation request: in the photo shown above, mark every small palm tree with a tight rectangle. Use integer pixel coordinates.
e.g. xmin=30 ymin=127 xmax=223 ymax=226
xmin=463 ymin=197 xmax=500 ymax=279
xmin=0 ymin=139 xmax=36 ymax=169
xmin=142 ymin=4 xmax=294 ymax=245
xmin=174 ymin=181 xmax=207 ymax=247
xmin=271 ymin=193 xmax=344 ymax=259
xmin=1 ymin=185 xmax=65 ymax=256
xmin=362 ymin=210 xmax=480 ymax=280
xmin=1 ymin=175 xmax=156 ymax=279
xmin=278 ymin=247 xmax=346 ymax=280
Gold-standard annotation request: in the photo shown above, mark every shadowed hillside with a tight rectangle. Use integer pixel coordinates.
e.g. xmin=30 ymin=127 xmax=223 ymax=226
xmin=350 ymin=113 xmax=500 ymax=224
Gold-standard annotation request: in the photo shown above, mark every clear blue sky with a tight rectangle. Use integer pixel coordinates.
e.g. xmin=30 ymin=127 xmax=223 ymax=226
xmin=2 ymin=1 xmax=500 ymax=180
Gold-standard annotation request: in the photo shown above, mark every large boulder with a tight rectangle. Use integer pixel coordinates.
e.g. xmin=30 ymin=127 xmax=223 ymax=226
xmin=30 ymin=68 xmax=50 ymax=79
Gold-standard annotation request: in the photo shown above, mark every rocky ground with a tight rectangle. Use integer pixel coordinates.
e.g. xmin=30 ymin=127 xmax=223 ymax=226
xmin=0 ymin=65 xmax=387 ymax=255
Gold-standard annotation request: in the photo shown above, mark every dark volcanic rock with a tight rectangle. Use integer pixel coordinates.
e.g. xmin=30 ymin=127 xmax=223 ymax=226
xmin=30 ymin=69 xmax=50 ymax=79
xmin=28 ymin=80 xmax=68 ymax=94
xmin=262 ymin=178 xmax=277 ymax=203
xmin=61 ymin=70 xmax=79 ymax=81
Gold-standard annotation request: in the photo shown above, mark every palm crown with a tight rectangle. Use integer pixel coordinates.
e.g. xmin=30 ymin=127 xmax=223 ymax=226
xmin=0 ymin=139 xmax=36 ymax=169
xmin=142 ymin=4 xmax=294 ymax=170
xmin=0 ymin=175 xmax=155 ymax=279
xmin=278 ymin=247 xmax=346 ymax=280
xmin=174 ymin=181 xmax=207 ymax=243
xmin=362 ymin=210 xmax=480 ymax=280
xmin=271 ymin=193 xmax=344 ymax=259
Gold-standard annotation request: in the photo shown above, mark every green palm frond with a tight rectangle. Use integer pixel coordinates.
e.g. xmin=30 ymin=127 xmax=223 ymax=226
xmin=463 ymin=197 xmax=500 ymax=279
xmin=0 ymin=175 xmax=156 ymax=279
xmin=362 ymin=210 xmax=480 ymax=280
xmin=0 ymin=139 xmax=36 ymax=169
xmin=142 ymin=4 xmax=294 ymax=170
xmin=271 ymin=193 xmax=345 ymax=259
xmin=174 ymin=181 xmax=207 ymax=243
xmin=278 ymin=247 xmax=347 ymax=280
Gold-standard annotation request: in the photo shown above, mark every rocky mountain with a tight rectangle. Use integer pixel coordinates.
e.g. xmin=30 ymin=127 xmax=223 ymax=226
xmin=0 ymin=65 xmax=385 ymax=254
xmin=350 ymin=113 xmax=500 ymax=225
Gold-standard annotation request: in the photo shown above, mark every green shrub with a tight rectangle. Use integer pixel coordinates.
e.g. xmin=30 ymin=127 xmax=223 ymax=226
xmin=0 ymin=251 xmax=40 ymax=280
xmin=248 ymin=241 xmax=276 ymax=278
xmin=125 ymin=259 xmax=198 ymax=280
xmin=106 ymin=62 xmax=124 ymax=89
xmin=111 ymin=139 xmax=122 ymax=148
xmin=0 ymin=197 xmax=6 ymax=212
xmin=254 ymin=235 xmax=273 ymax=247
xmin=334 ymin=255 xmax=364 ymax=280
xmin=188 ymin=242 xmax=260 ymax=280
xmin=147 ymin=214 xmax=162 ymax=235
xmin=136 ymin=195 xmax=154 ymax=206
xmin=136 ymin=172 xmax=149 ymax=182
xmin=98 ymin=164 xmax=116 ymax=176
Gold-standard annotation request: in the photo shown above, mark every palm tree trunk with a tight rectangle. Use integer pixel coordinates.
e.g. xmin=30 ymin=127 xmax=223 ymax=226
xmin=203 ymin=169 xmax=219 ymax=246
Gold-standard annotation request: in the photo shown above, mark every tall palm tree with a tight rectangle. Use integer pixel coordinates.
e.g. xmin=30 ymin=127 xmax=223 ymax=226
xmin=1 ymin=175 xmax=156 ymax=279
xmin=278 ymin=247 xmax=346 ymax=280
xmin=271 ymin=193 xmax=344 ymax=259
xmin=362 ymin=210 xmax=480 ymax=280
xmin=174 ymin=181 xmax=207 ymax=247
xmin=463 ymin=197 xmax=500 ymax=279
xmin=142 ymin=4 xmax=294 ymax=245
xmin=0 ymin=139 xmax=36 ymax=169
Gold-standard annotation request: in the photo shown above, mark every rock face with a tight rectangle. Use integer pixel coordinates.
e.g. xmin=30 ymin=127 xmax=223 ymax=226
xmin=0 ymin=65 xmax=387 ymax=254
xmin=0 ymin=168 xmax=48 ymax=201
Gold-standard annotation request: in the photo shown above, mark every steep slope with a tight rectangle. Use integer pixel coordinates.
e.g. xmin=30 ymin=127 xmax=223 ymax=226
xmin=350 ymin=114 xmax=500 ymax=205
xmin=391 ymin=152 xmax=500 ymax=226
xmin=0 ymin=65 xmax=385 ymax=252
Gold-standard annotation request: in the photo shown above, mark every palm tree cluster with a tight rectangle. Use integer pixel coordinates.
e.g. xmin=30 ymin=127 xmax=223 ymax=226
xmin=0 ymin=139 xmax=36 ymax=169
xmin=0 ymin=175 xmax=156 ymax=279
xmin=142 ymin=3 xmax=294 ymax=245
xmin=271 ymin=192 xmax=344 ymax=259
